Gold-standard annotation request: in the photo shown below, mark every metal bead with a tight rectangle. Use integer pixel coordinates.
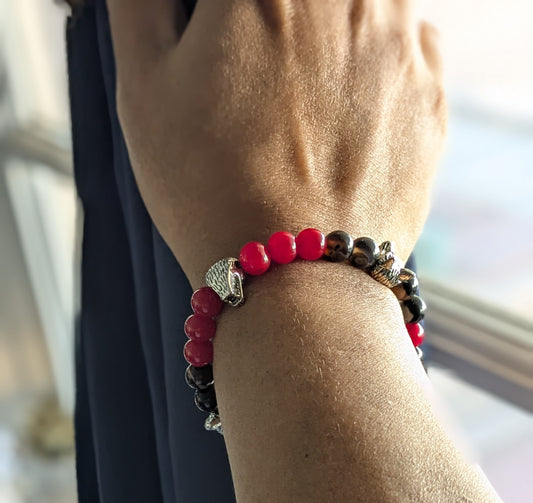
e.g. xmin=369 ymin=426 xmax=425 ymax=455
xmin=205 ymin=412 xmax=224 ymax=435
xmin=370 ymin=255 xmax=403 ymax=288
xmin=349 ymin=237 xmax=380 ymax=269
xmin=185 ymin=364 xmax=214 ymax=390
xmin=325 ymin=230 xmax=354 ymax=262
xmin=380 ymin=240 xmax=396 ymax=255
xmin=391 ymin=268 xmax=420 ymax=300
xmin=205 ymin=258 xmax=245 ymax=307
xmin=194 ymin=385 xmax=218 ymax=413
xmin=401 ymin=295 xmax=426 ymax=324
xmin=368 ymin=241 xmax=404 ymax=288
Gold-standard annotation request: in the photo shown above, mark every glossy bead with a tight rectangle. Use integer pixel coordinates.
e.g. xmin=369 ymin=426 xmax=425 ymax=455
xmin=183 ymin=340 xmax=214 ymax=367
xmin=239 ymin=241 xmax=271 ymax=276
xmin=191 ymin=287 xmax=224 ymax=317
xmin=185 ymin=364 xmax=214 ymax=390
xmin=325 ymin=230 xmax=354 ymax=262
xmin=406 ymin=323 xmax=425 ymax=347
xmin=194 ymin=385 xmax=218 ymax=413
xmin=184 ymin=314 xmax=216 ymax=341
xmin=267 ymin=231 xmax=297 ymax=264
xmin=295 ymin=228 xmax=326 ymax=260
xmin=350 ymin=237 xmax=380 ymax=269
xmin=349 ymin=237 xmax=380 ymax=269
xmin=401 ymin=295 xmax=427 ymax=324
xmin=391 ymin=268 xmax=420 ymax=300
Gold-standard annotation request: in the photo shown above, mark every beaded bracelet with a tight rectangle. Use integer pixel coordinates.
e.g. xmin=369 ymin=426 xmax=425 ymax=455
xmin=183 ymin=229 xmax=426 ymax=434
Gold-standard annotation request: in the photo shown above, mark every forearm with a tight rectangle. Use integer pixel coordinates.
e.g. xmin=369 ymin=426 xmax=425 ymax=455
xmin=213 ymin=260 xmax=500 ymax=502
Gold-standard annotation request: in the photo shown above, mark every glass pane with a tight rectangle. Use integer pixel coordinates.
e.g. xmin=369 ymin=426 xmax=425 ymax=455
xmin=417 ymin=107 xmax=533 ymax=322
xmin=417 ymin=0 xmax=533 ymax=323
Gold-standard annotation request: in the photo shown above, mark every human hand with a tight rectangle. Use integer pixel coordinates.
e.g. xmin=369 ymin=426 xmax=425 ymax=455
xmin=108 ymin=0 xmax=446 ymax=286
xmin=103 ymin=8 xmax=507 ymax=502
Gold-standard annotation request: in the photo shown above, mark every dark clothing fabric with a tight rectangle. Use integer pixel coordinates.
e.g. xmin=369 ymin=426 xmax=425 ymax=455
xmin=67 ymin=1 xmax=236 ymax=501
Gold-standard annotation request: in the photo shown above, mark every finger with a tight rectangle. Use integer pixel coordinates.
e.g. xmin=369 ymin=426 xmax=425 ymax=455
xmin=107 ymin=0 xmax=184 ymax=76
xmin=382 ymin=0 xmax=415 ymax=27
xmin=388 ymin=0 xmax=414 ymax=16
xmin=419 ymin=21 xmax=443 ymax=78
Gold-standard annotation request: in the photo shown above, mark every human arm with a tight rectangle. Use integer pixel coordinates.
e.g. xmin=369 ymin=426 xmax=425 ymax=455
xmin=105 ymin=1 xmax=501 ymax=500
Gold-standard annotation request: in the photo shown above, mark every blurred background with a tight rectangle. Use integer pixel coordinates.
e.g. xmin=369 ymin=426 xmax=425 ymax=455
xmin=0 ymin=1 xmax=531 ymax=502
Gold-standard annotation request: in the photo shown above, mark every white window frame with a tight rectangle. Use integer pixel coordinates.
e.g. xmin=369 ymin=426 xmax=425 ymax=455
xmin=423 ymin=276 xmax=533 ymax=412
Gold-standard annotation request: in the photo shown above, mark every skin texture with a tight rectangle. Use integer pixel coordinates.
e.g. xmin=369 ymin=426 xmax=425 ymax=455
xmin=109 ymin=0 xmax=445 ymax=284
xmin=106 ymin=1 xmax=502 ymax=501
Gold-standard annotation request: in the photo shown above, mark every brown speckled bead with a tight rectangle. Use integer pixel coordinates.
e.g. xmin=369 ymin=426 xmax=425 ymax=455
xmin=325 ymin=230 xmax=354 ymax=262
xmin=185 ymin=364 xmax=214 ymax=390
xmin=349 ymin=237 xmax=380 ymax=269
xmin=401 ymin=295 xmax=426 ymax=323
xmin=194 ymin=385 xmax=218 ymax=413
xmin=391 ymin=268 xmax=420 ymax=300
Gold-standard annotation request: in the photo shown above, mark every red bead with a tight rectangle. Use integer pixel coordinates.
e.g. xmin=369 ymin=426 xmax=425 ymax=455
xmin=406 ymin=323 xmax=425 ymax=347
xmin=183 ymin=340 xmax=214 ymax=367
xmin=184 ymin=314 xmax=216 ymax=341
xmin=191 ymin=287 xmax=224 ymax=317
xmin=267 ymin=231 xmax=297 ymax=264
xmin=295 ymin=228 xmax=326 ymax=260
xmin=239 ymin=241 xmax=271 ymax=276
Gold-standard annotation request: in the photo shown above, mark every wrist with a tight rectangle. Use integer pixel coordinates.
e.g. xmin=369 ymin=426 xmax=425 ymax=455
xmin=243 ymin=258 xmax=404 ymax=328
xmin=211 ymin=258 xmax=435 ymax=501
xmin=213 ymin=259 xmax=418 ymax=367
xmin=184 ymin=229 xmax=429 ymax=435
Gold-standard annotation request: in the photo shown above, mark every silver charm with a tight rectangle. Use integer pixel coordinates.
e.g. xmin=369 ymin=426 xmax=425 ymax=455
xmin=205 ymin=412 xmax=224 ymax=435
xmin=369 ymin=241 xmax=404 ymax=288
xmin=398 ymin=268 xmax=416 ymax=284
xmin=416 ymin=346 xmax=423 ymax=360
xmin=205 ymin=258 xmax=245 ymax=307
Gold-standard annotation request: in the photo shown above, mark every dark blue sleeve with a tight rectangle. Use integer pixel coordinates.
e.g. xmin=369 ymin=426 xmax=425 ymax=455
xmin=67 ymin=1 xmax=236 ymax=501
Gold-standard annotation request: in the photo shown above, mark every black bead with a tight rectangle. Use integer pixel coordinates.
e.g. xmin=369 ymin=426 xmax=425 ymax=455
xmin=401 ymin=295 xmax=426 ymax=324
xmin=349 ymin=237 xmax=380 ymax=269
xmin=392 ymin=268 xmax=420 ymax=300
xmin=194 ymin=385 xmax=218 ymax=413
xmin=325 ymin=230 xmax=354 ymax=262
xmin=185 ymin=364 xmax=214 ymax=390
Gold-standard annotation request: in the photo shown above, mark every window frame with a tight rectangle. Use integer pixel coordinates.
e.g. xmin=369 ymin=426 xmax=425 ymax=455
xmin=423 ymin=276 xmax=533 ymax=412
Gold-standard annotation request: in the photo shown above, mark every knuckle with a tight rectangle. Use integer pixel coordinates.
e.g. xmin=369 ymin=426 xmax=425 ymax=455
xmin=254 ymin=0 xmax=292 ymax=34
xmin=349 ymin=0 xmax=374 ymax=27
xmin=388 ymin=29 xmax=414 ymax=66
xmin=420 ymin=21 xmax=440 ymax=42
